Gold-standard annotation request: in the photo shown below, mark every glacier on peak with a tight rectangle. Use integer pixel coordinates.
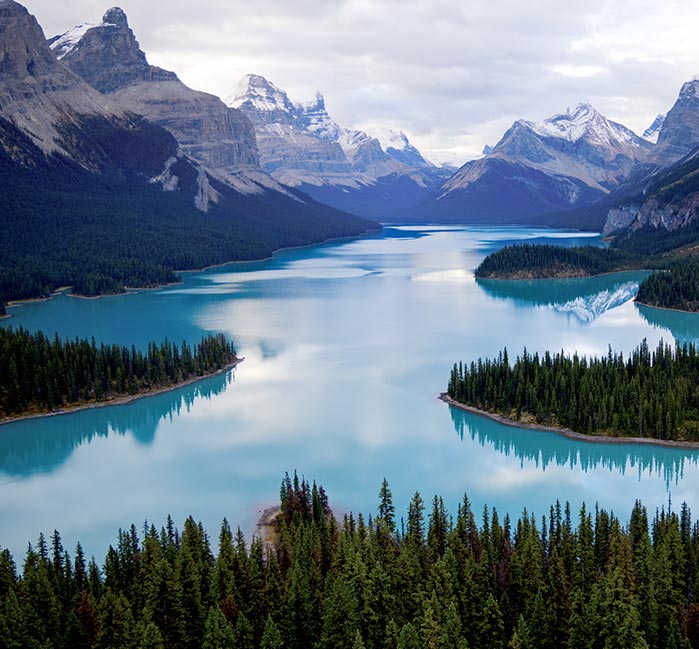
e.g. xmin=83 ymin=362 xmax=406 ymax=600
xmin=50 ymin=22 xmax=96 ymax=59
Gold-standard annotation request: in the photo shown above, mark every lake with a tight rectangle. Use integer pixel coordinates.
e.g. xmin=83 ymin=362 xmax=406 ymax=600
xmin=2 ymin=225 xmax=699 ymax=559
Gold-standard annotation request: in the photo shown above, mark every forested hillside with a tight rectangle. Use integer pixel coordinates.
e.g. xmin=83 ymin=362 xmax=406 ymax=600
xmin=1 ymin=475 xmax=697 ymax=648
xmin=0 ymin=117 xmax=377 ymax=303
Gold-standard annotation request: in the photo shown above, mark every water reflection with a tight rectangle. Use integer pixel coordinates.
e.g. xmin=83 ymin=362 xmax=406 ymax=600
xmin=0 ymin=370 xmax=234 ymax=478
xmin=477 ymin=272 xmax=649 ymax=323
xmin=449 ymin=406 xmax=698 ymax=488
xmin=637 ymin=303 xmax=699 ymax=345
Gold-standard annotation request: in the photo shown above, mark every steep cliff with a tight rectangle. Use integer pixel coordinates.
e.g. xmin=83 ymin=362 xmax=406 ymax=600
xmin=53 ymin=8 xmax=260 ymax=173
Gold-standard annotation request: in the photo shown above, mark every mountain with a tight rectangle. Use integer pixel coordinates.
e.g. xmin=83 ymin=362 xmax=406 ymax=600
xmin=49 ymin=8 xmax=298 ymax=197
xmin=419 ymin=103 xmax=653 ymax=227
xmin=601 ymin=77 xmax=699 ymax=246
xmin=654 ymin=79 xmax=699 ymax=161
xmin=0 ymin=1 xmax=377 ymax=303
xmin=229 ymin=74 xmax=445 ymax=219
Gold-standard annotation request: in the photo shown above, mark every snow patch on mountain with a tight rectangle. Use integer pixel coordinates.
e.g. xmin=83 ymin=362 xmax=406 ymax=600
xmin=49 ymin=22 xmax=96 ymax=59
xmin=525 ymin=103 xmax=641 ymax=147
xmin=643 ymin=113 xmax=666 ymax=144
xmin=227 ymin=74 xmax=296 ymax=116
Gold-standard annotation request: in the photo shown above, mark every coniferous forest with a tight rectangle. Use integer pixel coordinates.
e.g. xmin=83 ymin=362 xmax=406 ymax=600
xmin=636 ymin=260 xmax=699 ymax=311
xmin=447 ymin=339 xmax=699 ymax=441
xmin=0 ymin=328 xmax=237 ymax=418
xmin=474 ymin=244 xmax=636 ymax=279
xmin=1 ymin=475 xmax=698 ymax=649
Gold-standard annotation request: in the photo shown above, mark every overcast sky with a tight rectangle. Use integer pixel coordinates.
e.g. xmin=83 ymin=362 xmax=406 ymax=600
xmin=25 ymin=0 xmax=699 ymax=166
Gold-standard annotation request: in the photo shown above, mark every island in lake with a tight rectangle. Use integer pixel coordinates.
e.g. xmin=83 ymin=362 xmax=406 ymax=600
xmin=446 ymin=339 xmax=699 ymax=444
xmin=0 ymin=328 xmax=239 ymax=423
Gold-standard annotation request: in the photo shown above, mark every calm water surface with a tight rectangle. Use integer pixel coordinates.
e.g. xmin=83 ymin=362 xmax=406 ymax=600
xmin=3 ymin=225 xmax=699 ymax=558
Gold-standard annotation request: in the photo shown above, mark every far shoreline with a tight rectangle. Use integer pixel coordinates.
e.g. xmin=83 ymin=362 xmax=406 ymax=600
xmin=2 ymin=227 xmax=382 ymax=311
xmin=440 ymin=393 xmax=699 ymax=450
xmin=0 ymin=358 xmax=243 ymax=428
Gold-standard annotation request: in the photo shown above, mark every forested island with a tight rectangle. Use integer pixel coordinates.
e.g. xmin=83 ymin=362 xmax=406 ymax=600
xmin=447 ymin=339 xmax=699 ymax=442
xmin=636 ymin=259 xmax=699 ymax=311
xmin=474 ymin=244 xmax=639 ymax=280
xmin=1 ymin=474 xmax=697 ymax=648
xmin=0 ymin=328 xmax=238 ymax=420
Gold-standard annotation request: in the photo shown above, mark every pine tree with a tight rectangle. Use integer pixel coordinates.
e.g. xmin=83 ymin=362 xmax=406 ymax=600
xmin=202 ymin=606 xmax=235 ymax=649
xmin=260 ymin=615 xmax=284 ymax=649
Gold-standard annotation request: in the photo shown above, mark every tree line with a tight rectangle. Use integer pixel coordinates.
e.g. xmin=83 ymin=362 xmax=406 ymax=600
xmin=2 ymin=474 xmax=699 ymax=648
xmin=0 ymin=328 xmax=237 ymax=418
xmin=447 ymin=339 xmax=699 ymax=440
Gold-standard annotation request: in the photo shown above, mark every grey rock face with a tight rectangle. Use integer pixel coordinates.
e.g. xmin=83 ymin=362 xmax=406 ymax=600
xmin=54 ymin=9 xmax=259 ymax=169
xmin=230 ymin=73 xmax=436 ymax=190
xmin=655 ymin=80 xmax=699 ymax=161
xmin=603 ymin=206 xmax=640 ymax=236
xmin=49 ymin=8 xmax=177 ymax=93
xmin=0 ymin=0 xmax=119 ymax=154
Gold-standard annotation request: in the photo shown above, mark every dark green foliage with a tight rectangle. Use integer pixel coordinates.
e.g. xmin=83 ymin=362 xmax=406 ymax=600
xmin=3 ymin=479 xmax=699 ymax=648
xmin=0 ymin=116 xmax=377 ymax=302
xmin=637 ymin=260 xmax=699 ymax=311
xmin=0 ymin=328 xmax=236 ymax=417
xmin=448 ymin=339 xmax=699 ymax=441
xmin=475 ymin=244 xmax=636 ymax=279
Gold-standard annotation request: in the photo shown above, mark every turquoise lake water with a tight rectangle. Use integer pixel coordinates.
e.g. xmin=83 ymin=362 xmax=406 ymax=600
xmin=3 ymin=225 xmax=699 ymax=559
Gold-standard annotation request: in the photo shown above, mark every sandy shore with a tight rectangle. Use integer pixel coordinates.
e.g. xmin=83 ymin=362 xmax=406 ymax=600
xmin=439 ymin=393 xmax=699 ymax=450
xmin=0 ymin=358 xmax=243 ymax=427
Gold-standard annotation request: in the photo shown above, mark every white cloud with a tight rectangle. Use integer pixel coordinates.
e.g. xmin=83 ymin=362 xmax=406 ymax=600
xmin=25 ymin=0 xmax=699 ymax=166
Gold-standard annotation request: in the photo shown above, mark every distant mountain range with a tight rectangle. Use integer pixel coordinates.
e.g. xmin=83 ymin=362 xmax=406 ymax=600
xmin=228 ymin=74 xmax=452 ymax=219
xmin=0 ymin=1 xmax=376 ymax=304
xmin=3 ymin=0 xmax=699 ymax=300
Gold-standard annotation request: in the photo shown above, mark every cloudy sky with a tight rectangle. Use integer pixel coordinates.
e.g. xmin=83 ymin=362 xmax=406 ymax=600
xmin=26 ymin=0 xmax=699 ymax=166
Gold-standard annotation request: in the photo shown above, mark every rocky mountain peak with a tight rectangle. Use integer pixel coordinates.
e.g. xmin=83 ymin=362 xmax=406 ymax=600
xmin=655 ymin=76 xmax=699 ymax=160
xmin=50 ymin=8 xmax=177 ymax=93
xmin=102 ymin=7 xmax=128 ymax=27
xmin=228 ymin=74 xmax=298 ymax=124
xmin=679 ymin=78 xmax=699 ymax=102
xmin=0 ymin=0 xmax=118 ymax=154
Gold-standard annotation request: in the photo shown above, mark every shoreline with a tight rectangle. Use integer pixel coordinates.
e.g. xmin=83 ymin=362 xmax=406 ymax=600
xmin=0 ymin=357 xmax=243 ymax=427
xmin=635 ymin=299 xmax=699 ymax=315
xmin=439 ymin=393 xmax=699 ymax=450
xmin=188 ymin=226 xmax=383 ymax=274
xmin=3 ymin=228 xmax=382 ymax=310
xmin=476 ymin=267 xmax=653 ymax=282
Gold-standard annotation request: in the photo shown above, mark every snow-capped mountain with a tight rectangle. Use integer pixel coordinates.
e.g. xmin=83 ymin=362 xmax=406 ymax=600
xmin=229 ymin=74 xmax=445 ymax=219
xmin=50 ymin=10 xmax=299 ymax=198
xmin=0 ymin=1 xmax=376 ymax=303
xmin=419 ymin=103 xmax=653 ymax=226
xmin=642 ymin=114 xmax=666 ymax=144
